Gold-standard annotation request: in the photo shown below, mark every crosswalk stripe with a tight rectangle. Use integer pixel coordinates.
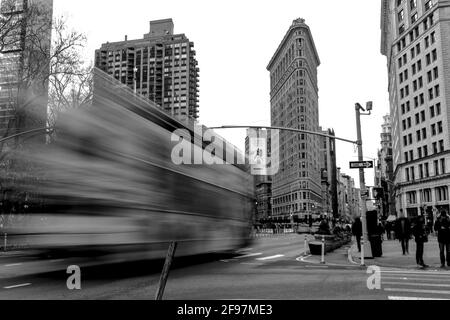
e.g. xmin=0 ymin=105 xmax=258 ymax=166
xmin=256 ymin=254 xmax=284 ymax=261
xmin=385 ymin=287 xmax=450 ymax=295
xmin=388 ymin=296 xmax=450 ymax=300
xmin=383 ymin=282 xmax=450 ymax=288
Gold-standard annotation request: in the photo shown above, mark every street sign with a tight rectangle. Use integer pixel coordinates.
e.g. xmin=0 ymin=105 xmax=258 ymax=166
xmin=349 ymin=161 xmax=374 ymax=169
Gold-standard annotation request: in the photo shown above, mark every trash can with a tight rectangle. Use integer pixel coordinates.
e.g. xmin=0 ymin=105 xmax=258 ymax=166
xmin=369 ymin=234 xmax=383 ymax=257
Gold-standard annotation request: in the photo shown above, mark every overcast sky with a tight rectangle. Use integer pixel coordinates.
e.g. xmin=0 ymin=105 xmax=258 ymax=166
xmin=53 ymin=0 xmax=390 ymax=188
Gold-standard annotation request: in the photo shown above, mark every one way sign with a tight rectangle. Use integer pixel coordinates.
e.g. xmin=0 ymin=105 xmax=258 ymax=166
xmin=349 ymin=161 xmax=374 ymax=169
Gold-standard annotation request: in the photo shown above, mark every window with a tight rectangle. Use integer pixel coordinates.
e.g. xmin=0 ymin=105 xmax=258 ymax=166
xmin=398 ymin=9 xmax=405 ymax=22
xmin=411 ymin=12 xmax=418 ymax=23
xmin=399 ymin=25 xmax=406 ymax=35
xmin=415 ymin=113 xmax=420 ymax=124
xmin=439 ymin=139 xmax=444 ymax=151
xmin=429 ymin=88 xmax=434 ymax=100
xmin=421 ymin=110 xmax=426 ymax=122
xmin=427 ymin=71 xmax=432 ymax=83
xmin=418 ymin=147 xmax=423 ymax=158
xmin=432 ymin=49 xmax=437 ymax=62
xmin=436 ymin=186 xmax=449 ymax=201
xmin=425 ymin=163 xmax=430 ymax=176
xmin=431 ymin=124 xmax=436 ymax=136
xmin=419 ymin=164 xmax=424 ymax=178
xmin=417 ymin=59 xmax=422 ymax=71
xmin=422 ymin=128 xmax=427 ymax=139
xmin=425 ymin=0 xmax=434 ymax=11
xmin=411 ymin=47 xmax=415 ymax=59
xmin=407 ymin=191 xmax=417 ymax=204
xmin=410 ymin=0 xmax=417 ymax=10
xmin=424 ymin=19 xmax=429 ymax=31
xmin=425 ymin=36 xmax=430 ymax=48
xmin=436 ymin=103 xmax=441 ymax=115
xmin=411 ymin=166 xmax=415 ymax=180
xmin=434 ymin=67 xmax=439 ymax=79
xmin=405 ymin=152 xmax=409 ymax=162
xmin=406 ymin=168 xmax=410 ymax=181
xmin=416 ymin=43 xmax=421 ymax=55
xmin=441 ymin=159 xmax=446 ymax=174
xmin=417 ymin=130 xmax=421 ymax=141
xmin=434 ymin=160 xmax=439 ymax=175
xmin=431 ymin=31 xmax=436 ymax=44
xmin=435 ymin=85 xmax=440 ymax=97
xmin=412 ymin=63 xmax=417 ymax=75
xmin=430 ymin=105 xmax=435 ymax=118
xmin=433 ymin=142 xmax=438 ymax=154
xmin=426 ymin=53 xmax=431 ymax=65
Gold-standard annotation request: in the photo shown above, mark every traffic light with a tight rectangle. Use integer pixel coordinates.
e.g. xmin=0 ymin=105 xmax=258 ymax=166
xmin=372 ymin=187 xmax=384 ymax=200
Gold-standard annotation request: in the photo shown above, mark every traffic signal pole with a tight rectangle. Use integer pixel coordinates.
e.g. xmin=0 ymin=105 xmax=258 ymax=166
xmin=355 ymin=103 xmax=373 ymax=262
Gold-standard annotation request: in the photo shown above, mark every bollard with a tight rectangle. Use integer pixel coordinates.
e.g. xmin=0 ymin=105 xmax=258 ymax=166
xmin=304 ymin=234 xmax=308 ymax=255
xmin=321 ymin=235 xmax=325 ymax=264
xmin=361 ymin=239 xmax=365 ymax=266
xmin=3 ymin=233 xmax=6 ymax=252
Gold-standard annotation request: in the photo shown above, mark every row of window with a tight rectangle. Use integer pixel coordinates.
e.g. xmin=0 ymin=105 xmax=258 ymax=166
xmin=404 ymin=139 xmax=445 ymax=162
xmin=403 ymin=124 xmax=443 ymax=147
xmin=405 ymin=158 xmax=446 ymax=182
xmin=406 ymin=186 xmax=448 ymax=205
xmin=398 ymin=8 xmax=434 ymax=37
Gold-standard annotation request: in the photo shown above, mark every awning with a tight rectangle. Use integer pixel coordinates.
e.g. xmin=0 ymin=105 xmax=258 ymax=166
xmin=386 ymin=215 xmax=397 ymax=222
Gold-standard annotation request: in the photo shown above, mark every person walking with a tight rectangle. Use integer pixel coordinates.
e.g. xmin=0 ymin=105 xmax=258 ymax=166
xmin=352 ymin=217 xmax=363 ymax=252
xmin=434 ymin=210 xmax=450 ymax=268
xmin=412 ymin=216 xmax=429 ymax=268
xmin=385 ymin=222 xmax=392 ymax=240
xmin=395 ymin=215 xmax=411 ymax=255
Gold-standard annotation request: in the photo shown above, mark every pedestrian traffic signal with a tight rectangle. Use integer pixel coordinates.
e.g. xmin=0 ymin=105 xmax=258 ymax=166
xmin=372 ymin=187 xmax=384 ymax=200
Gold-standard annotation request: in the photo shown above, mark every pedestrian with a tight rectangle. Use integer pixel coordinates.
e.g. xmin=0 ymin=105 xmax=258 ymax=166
xmin=395 ymin=214 xmax=411 ymax=255
xmin=385 ymin=222 xmax=392 ymax=240
xmin=413 ymin=216 xmax=429 ymax=268
xmin=434 ymin=210 xmax=450 ymax=268
xmin=352 ymin=217 xmax=363 ymax=252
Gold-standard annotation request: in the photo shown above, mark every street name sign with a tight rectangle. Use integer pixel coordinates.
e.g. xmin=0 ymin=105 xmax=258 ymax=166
xmin=349 ymin=161 xmax=374 ymax=169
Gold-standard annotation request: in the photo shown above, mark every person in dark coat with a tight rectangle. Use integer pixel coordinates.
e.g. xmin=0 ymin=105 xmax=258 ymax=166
xmin=352 ymin=217 xmax=363 ymax=252
xmin=412 ymin=216 xmax=429 ymax=268
xmin=434 ymin=210 xmax=450 ymax=268
xmin=395 ymin=215 xmax=411 ymax=255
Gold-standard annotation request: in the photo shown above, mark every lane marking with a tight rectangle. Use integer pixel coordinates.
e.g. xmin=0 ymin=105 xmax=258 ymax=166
xmin=4 ymin=283 xmax=31 ymax=289
xmin=383 ymin=276 xmax=450 ymax=282
xmin=383 ymin=282 xmax=450 ymax=288
xmin=256 ymin=254 xmax=284 ymax=261
xmin=381 ymin=270 xmax=450 ymax=276
xmin=235 ymin=253 xmax=263 ymax=259
xmin=384 ymin=287 xmax=450 ymax=295
xmin=388 ymin=296 xmax=449 ymax=300
xmin=4 ymin=263 xmax=22 ymax=267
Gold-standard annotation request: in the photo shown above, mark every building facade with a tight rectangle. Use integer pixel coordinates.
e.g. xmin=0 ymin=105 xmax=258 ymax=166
xmin=381 ymin=0 xmax=450 ymax=218
xmin=245 ymin=129 xmax=272 ymax=224
xmin=376 ymin=114 xmax=395 ymax=218
xmin=0 ymin=0 xmax=53 ymax=136
xmin=95 ymin=19 xmax=200 ymax=122
xmin=267 ymin=18 xmax=322 ymax=221
xmin=319 ymin=127 xmax=338 ymax=218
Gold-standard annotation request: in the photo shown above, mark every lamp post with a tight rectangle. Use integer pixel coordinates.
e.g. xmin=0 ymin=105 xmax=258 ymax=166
xmin=355 ymin=102 xmax=373 ymax=263
xmin=133 ymin=67 xmax=138 ymax=94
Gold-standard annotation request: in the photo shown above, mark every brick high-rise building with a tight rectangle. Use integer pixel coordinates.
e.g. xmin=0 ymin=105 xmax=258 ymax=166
xmin=95 ymin=19 xmax=200 ymax=122
xmin=381 ymin=0 xmax=449 ymax=218
xmin=267 ymin=18 xmax=322 ymax=221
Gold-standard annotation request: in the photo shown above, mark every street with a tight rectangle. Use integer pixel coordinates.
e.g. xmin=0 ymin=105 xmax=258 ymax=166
xmin=0 ymin=234 xmax=448 ymax=300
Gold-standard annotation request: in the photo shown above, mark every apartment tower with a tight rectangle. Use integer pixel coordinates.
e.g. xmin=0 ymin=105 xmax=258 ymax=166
xmin=95 ymin=19 xmax=200 ymax=122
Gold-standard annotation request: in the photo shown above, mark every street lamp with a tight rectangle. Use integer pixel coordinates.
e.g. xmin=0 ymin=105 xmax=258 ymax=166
xmin=133 ymin=67 xmax=138 ymax=94
xmin=355 ymin=102 xmax=374 ymax=264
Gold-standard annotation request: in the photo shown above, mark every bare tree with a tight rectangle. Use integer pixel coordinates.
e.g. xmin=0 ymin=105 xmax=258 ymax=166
xmin=0 ymin=0 xmax=92 ymax=231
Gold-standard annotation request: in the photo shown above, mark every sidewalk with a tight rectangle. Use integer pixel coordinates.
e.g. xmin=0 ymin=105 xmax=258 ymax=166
xmin=349 ymin=235 xmax=444 ymax=269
